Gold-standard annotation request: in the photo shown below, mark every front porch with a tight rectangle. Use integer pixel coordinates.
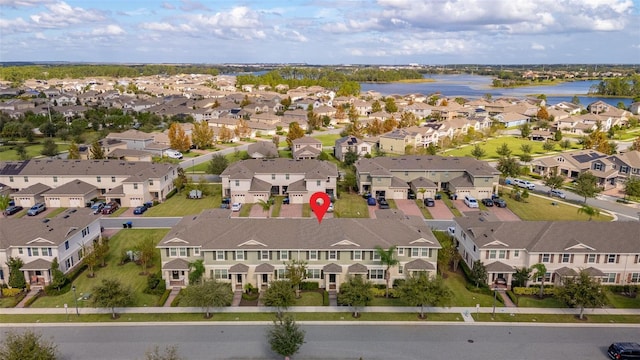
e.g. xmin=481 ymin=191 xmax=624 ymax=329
xmin=20 ymin=258 xmax=53 ymax=287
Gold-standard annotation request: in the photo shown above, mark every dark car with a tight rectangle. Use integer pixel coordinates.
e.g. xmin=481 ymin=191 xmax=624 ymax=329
xmin=608 ymin=342 xmax=640 ymax=359
xmin=367 ymin=197 xmax=376 ymax=206
xmin=424 ymin=198 xmax=435 ymax=207
xmin=481 ymin=198 xmax=494 ymax=207
xmin=494 ymin=198 xmax=507 ymax=208
xmin=101 ymin=201 xmax=120 ymax=215
xmin=133 ymin=205 xmax=147 ymax=215
xmin=378 ymin=198 xmax=390 ymax=209
xmin=90 ymin=202 xmax=105 ymax=214
xmin=4 ymin=205 xmax=23 ymax=216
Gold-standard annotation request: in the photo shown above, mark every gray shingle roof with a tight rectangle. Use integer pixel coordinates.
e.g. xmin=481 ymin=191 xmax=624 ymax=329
xmin=162 ymin=258 xmax=190 ymax=270
xmin=0 ymin=159 xmax=175 ymax=177
xmin=355 ymin=156 xmax=500 ymax=177
xmin=322 ymin=263 xmax=342 ymax=273
xmin=347 ymin=263 xmax=368 ymax=273
xmin=0 ymin=213 xmax=99 ymax=248
xmin=44 ymin=180 xmax=95 ymax=196
xmin=221 ymin=159 xmax=338 ymax=178
xmin=13 ymin=182 xmax=51 ymax=195
xmin=404 ymin=258 xmax=435 ymax=271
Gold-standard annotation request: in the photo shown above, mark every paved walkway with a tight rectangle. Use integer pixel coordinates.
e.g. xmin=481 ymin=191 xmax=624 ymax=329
xmin=163 ymin=287 xmax=181 ymax=307
xmin=231 ymin=290 xmax=242 ymax=307
xmin=15 ymin=288 xmax=40 ymax=308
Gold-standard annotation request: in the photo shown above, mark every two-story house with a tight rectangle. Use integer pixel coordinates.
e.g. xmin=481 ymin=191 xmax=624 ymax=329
xmin=355 ymin=156 xmax=500 ymax=200
xmin=0 ymin=212 xmax=102 ymax=288
xmin=451 ymin=214 xmax=640 ymax=288
xmin=157 ymin=212 xmax=441 ymax=291
xmin=334 ymin=136 xmax=373 ymax=161
xmin=220 ymin=159 xmax=338 ymax=204
xmin=291 ymin=136 xmax=323 ymax=160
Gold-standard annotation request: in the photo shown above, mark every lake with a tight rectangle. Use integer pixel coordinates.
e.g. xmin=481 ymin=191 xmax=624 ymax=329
xmin=359 ymin=74 xmax=633 ymax=107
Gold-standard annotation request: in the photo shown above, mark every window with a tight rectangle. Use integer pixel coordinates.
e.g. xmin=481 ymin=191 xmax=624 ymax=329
xmin=9 ymin=176 xmax=13 ymax=183
xmin=65 ymin=259 xmax=71 ymax=269
xmin=64 ymin=241 xmax=69 ymax=250
xmin=631 ymin=273 xmax=640 ymax=283
xmin=607 ymin=254 xmax=617 ymax=263
xmin=96 ymin=176 xmax=101 ymax=183
xmin=193 ymin=248 xmax=200 ymax=256
xmin=18 ymin=248 xmax=23 ymax=255
xmin=561 ymin=254 xmax=571 ymax=263
xmin=77 ymin=249 xmax=83 ymax=260
xmin=179 ymin=248 xmax=187 ymax=257
xmin=602 ymin=273 xmax=617 ymax=283
xmin=285 ymin=174 xmax=289 ymax=180
xmin=328 ymin=250 xmax=337 ymax=260
xmin=411 ymin=248 xmax=428 ymax=257
xmin=275 ymin=268 xmax=286 ymax=279
xmin=498 ymin=250 xmax=506 ymax=259
xmin=280 ymin=251 xmax=288 ymax=261
xmin=41 ymin=248 xmax=50 ymax=256
xmin=593 ymin=162 xmax=603 ymax=171
xmin=541 ymin=254 xmax=551 ymax=263
xmin=353 ymin=250 xmax=362 ymax=261
xmin=149 ymin=180 xmax=154 ymax=185
xmin=235 ymin=250 xmax=244 ymax=261
xmin=488 ymin=250 xmax=497 ymax=259
xmin=112 ymin=176 xmax=116 ymax=183
xmin=32 ymin=248 xmax=39 ymax=256
xmin=536 ymin=272 xmax=551 ymax=282
xmin=235 ymin=180 xmax=240 ymax=187
xmin=216 ymin=251 xmax=225 ymax=261
xmin=369 ymin=269 xmax=384 ymax=280
xmin=397 ymin=248 xmax=405 ymax=256
xmin=133 ymin=184 xmax=138 ymax=190
xmin=261 ymin=250 xmax=270 ymax=260
xmin=587 ymin=254 xmax=596 ymax=263
xmin=53 ymin=176 xmax=58 ymax=183
xmin=513 ymin=250 xmax=519 ymax=258
xmin=271 ymin=174 xmax=275 ymax=180
xmin=170 ymin=248 xmax=177 ymax=257
xmin=309 ymin=250 xmax=318 ymax=261
xmin=24 ymin=176 xmax=29 ymax=182
xmin=620 ymin=166 xmax=629 ymax=174
xmin=316 ymin=180 xmax=321 ymax=186
xmin=213 ymin=269 xmax=228 ymax=280
xmin=307 ymin=269 xmax=321 ymax=279
xmin=372 ymin=251 xmax=381 ymax=261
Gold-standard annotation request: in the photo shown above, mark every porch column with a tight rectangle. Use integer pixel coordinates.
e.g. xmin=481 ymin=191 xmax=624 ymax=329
xmin=231 ymin=276 xmax=237 ymax=290
xmin=335 ymin=275 xmax=340 ymax=293
xmin=324 ymin=274 xmax=329 ymax=290
xmin=22 ymin=272 xmax=29 ymax=287
xmin=257 ymin=275 xmax=262 ymax=289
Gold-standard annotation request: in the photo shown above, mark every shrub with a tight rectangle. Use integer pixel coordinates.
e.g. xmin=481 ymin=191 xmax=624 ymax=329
xmin=23 ymin=290 xmax=42 ymax=307
xmin=513 ymin=286 xmax=555 ymax=296
xmin=392 ymin=279 xmax=405 ymax=288
xmin=44 ymin=282 xmax=71 ymax=296
xmin=157 ymin=289 xmax=171 ymax=306
xmin=299 ymin=282 xmax=319 ymax=290
xmin=165 ymin=188 xmax=178 ymax=199
xmin=2 ymin=288 xmax=22 ymax=297
xmin=506 ymin=290 xmax=519 ymax=306
xmin=170 ymin=290 xmax=182 ymax=307
xmin=65 ymin=264 xmax=88 ymax=283
xmin=144 ymin=272 xmax=166 ymax=295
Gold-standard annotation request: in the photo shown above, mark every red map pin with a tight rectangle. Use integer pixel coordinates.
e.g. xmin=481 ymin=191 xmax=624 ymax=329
xmin=310 ymin=192 xmax=331 ymax=224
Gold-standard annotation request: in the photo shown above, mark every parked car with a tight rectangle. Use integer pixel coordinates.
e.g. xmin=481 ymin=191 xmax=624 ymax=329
xmin=494 ymin=198 xmax=507 ymax=208
xmin=481 ymin=198 xmax=494 ymax=207
xmin=101 ymin=201 xmax=119 ymax=215
xmin=512 ymin=178 xmax=535 ymax=190
xmin=27 ymin=203 xmax=46 ymax=216
xmin=407 ymin=190 xmax=416 ymax=200
xmin=4 ymin=205 xmax=23 ymax=216
xmin=165 ymin=149 xmax=183 ymax=159
xmin=367 ymin=197 xmax=376 ymax=206
xmin=133 ymin=205 xmax=147 ymax=215
xmin=231 ymin=203 xmax=242 ymax=212
xmin=424 ymin=198 xmax=435 ymax=207
xmin=608 ymin=342 xmax=640 ymax=359
xmin=549 ymin=189 xmax=566 ymax=199
xmin=378 ymin=198 xmax=390 ymax=209
xmin=90 ymin=202 xmax=105 ymax=214
xmin=463 ymin=195 xmax=479 ymax=208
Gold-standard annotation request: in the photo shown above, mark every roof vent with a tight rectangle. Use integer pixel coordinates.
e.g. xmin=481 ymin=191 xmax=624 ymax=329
xmin=63 ymin=214 xmax=70 ymax=219
xmin=42 ymin=218 xmax=50 ymax=223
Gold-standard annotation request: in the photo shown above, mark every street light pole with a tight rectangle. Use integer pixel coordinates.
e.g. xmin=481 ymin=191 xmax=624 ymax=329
xmin=72 ymin=285 xmax=79 ymax=316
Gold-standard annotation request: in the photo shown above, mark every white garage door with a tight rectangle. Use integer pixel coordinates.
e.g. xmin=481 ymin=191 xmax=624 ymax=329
xmin=19 ymin=198 xmax=31 ymax=207
xmin=69 ymin=197 xmax=83 ymax=207
xmin=49 ymin=198 xmax=61 ymax=207
xmin=130 ymin=198 xmax=143 ymax=207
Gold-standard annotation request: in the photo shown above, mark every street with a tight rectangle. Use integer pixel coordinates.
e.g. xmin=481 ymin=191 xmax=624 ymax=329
xmin=2 ymin=323 xmax=637 ymax=360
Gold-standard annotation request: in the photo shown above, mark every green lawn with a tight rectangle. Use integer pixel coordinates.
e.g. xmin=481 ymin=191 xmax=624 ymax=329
xmin=370 ymin=297 xmax=409 ymax=306
xmin=239 ymin=203 xmax=253 ymax=217
xmin=46 ymin=208 xmax=67 ymax=218
xmin=311 ymin=133 xmax=340 ymax=147
xmin=386 ymin=199 xmax=398 ymax=209
xmin=144 ymin=184 xmax=222 ymax=217
xmin=31 ymin=229 xmax=170 ymax=308
xmin=293 ymin=291 xmax=324 ymax=306
xmin=473 ymin=313 xmax=640 ymax=323
xmin=440 ymin=194 xmax=462 ymax=217
xmin=605 ymin=291 xmax=640 ymax=308
xmin=225 ymin=150 xmax=249 ymax=164
xmin=334 ymin=193 xmax=369 ymax=218
xmin=302 ymin=203 xmax=311 ymax=217
xmin=444 ymin=271 xmax=501 ymax=307
xmin=513 ymin=295 xmax=566 ymax=308
xmin=271 ymin=196 xmax=284 ymax=217
xmin=415 ymin=199 xmax=432 ymax=219
xmin=278 ymin=150 xmax=292 ymax=158
xmin=500 ymin=190 xmax=613 ymax=221
xmin=0 ymin=140 xmax=71 ymax=161
xmin=441 ymin=136 xmax=580 ymax=159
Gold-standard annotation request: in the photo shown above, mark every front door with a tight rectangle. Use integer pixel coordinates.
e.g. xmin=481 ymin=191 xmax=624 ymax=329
xmin=262 ymin=274 xmax=268 ymax=283
xmin=329 ymin=274 xmax=336 ymax=284
xmin=236 ymin=274 xmax=243 ymax=285
xmin=172 ymin=271 xmax=180 ymax=280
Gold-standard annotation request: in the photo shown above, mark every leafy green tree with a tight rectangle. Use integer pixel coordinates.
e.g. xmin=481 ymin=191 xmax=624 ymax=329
xmin=520 ymin=123 xmax=531 ymax=138
xmin=544 ymin=174 xmax=564 ymax=190
xmin=267 ymin=313 xmax=305 ymax=359
xmin=15 ymin=144 xmax=29 ymax=160
xmin=144 ymin=345 xmax=185 ymax=360
xmin=519 ymin=153 xmax=532 ymax=164
xmin=496 ymin=157 xmax=520 ymax=178
xmin=188 ymin=259 xmax=205 ymax=285
xmin=512 ymin=267 xmax=531 ymax=288
xmin=384 ymin=97 xmax=398 ymax=113
xmin=41 ymin=138 xmax=58 ymax=157
xmin=371 ymin=100 xmax=382 ymax=113
xmin=134 ymin=236 xmax=157 ymax=275
xmin=554 ymin=129 xmax=563 ymax=142
xmin=285 ymin=259 xmax=307 ymax=298
xmin=256 ymin=199 xmax=272 ymax=218
xmin=0 ymin=329 xmax=58 ymax=360
xmin=530 ymin=263 xmax=548 ymax=298
xmin=469 ymin=260 xmax=487 ymax=288
xmin=7 ymin=257 xmax=26 ymax=289
xmin=207 ymin=153 xmax=228 ymax=175
xmin=89 ymin=140 xmax=105 ymax=159
xmin=343 ymin=150 xmax=359 ymax=166
xmin=286 ymin=122 xmax=305 ymax=148
xmin=624 ymin=176 xmax=640 ymax=200
xmin=180 ymin=280 xmax=232 ymax=318
xmin=82 ymin=244 xmax=98 ymax=278
xmin=337 ymin=275 xmax=373 ymax=318
xmin=470 ymin=144 xmax=486 ymax=160
xmin=0 ymin=194 xmax=10 ymax=217
xmin=91 ymin=278 xmax=134 ymax=319
xmin=542 ymin=140 xmax=555 ymax=152
xmin=262 ymin=280 xmax=295 ymax=315
xmin=67 ymin=141 xmax=80 ymax=159
xmin=398 ymin=273 xmax=452 ymax=319
xmin=571 ymin=95 xmax=581 ymax=105
xmin=555 ymin=270 xmax=606 ymax=320
xmin=496 ymin=143 xmax=512 ymax=158
xmin=573 ymin=171 xmax=601 ymax=203
xmin=374 ymin=245 xmax=399 ymax=297
xmin=577 ymin=204 xmax=600 ymax=221
xmin=49 ymin=257 xmax=67 ymax=291
xmin=560 ymin=139 xmax=571 ymax=150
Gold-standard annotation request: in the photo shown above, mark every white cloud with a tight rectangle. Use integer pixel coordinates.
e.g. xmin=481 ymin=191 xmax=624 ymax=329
xmin=161 ymin=2 xmax=175 ymax=10
xmin=28 ymin=1 xmax=105 ymax=29
xmin=91 ymin=24 xmax=125 ymax=36
xmin=0 ymin=0 xmax=52 ymax=8
xmin=531 ymin=43 xmax=545 ymax=51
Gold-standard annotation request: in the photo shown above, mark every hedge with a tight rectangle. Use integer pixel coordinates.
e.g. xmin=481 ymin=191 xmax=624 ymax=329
xmin=23 ymin=290 xmax=42 ymax=307
xmin=322 ymin=290 xmax=329 ymax=306
xmin=2 ymin=288 xmax=22 ymax=297
xmin=156 ymin=289 xmax=171 ymax=307
xmin=513 ymin=286 xmax=555 ymax=296
xmin=299 ymin=281 xmax=319 ymax=290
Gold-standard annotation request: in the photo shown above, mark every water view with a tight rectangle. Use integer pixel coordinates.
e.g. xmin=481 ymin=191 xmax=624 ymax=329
xmin=360 ymin=74 xmax=633 ymax=107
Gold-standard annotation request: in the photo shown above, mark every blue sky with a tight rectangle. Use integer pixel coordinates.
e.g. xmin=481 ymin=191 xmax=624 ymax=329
xmin=1 ymin=0 xmax=639 ymax=64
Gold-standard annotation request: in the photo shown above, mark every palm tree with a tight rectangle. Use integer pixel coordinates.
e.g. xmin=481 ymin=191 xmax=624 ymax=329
xmin=375 ymin=245 xmax=399 ymax=298
xmin=417 ymin=188 xmax=426 ymax=206
xmin=257 ymin=199 xmax=272 ymax=218
xmin=577 ymin=205 xmax=600 ymax=221
xmin=530 ymin=263 xmax=547 ymax=298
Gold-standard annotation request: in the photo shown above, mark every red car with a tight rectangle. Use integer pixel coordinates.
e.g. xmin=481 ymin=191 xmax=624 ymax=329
xmin=101 ymin=201 xmax=120 ymax=215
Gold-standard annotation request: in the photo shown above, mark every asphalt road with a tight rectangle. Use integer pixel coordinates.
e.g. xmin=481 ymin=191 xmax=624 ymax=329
xmin=3 ymin=323 xmax=636 ymax=360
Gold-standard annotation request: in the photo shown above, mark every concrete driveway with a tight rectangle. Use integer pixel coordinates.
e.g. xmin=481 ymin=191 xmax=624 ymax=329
xmin=427 ymin=200 xmax=456 ymax=220
xmin=394 ymin=199 xmax=422 ymax=217
xmin=488 ymin=205 xmax=521 ymax=221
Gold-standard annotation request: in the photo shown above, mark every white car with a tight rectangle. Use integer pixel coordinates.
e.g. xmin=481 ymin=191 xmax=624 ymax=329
xmin=166 ymin=150 xmax=183 ymax=159
xmin=513 ymin=178 xmax=535 ymax=190
xmin=549 ymin=189 xmax=566 ymax=199
xmin=231 ymin=203 xmax=242 ymax=212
